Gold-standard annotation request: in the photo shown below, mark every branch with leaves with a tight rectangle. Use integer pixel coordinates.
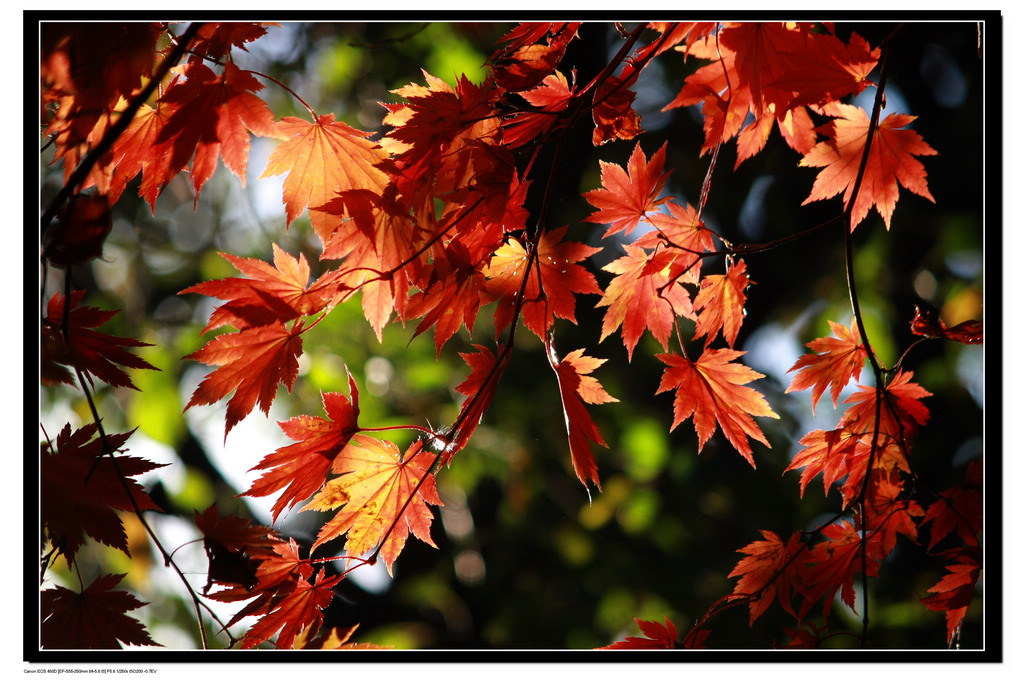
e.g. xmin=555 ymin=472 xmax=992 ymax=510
xmin=38 ymin=19 xmax=983 ymax=650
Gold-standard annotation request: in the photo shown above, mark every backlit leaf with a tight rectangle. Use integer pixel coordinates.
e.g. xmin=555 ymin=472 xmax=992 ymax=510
xmin=303 ymin=436 xmax=442 ymax=574
xmin=656 ymin=348 xmax=778 ymax=465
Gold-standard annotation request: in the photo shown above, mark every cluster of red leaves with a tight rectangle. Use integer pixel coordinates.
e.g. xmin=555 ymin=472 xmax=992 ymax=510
xmin=193 ymin=506 xmax=387 ymax=649
xmin=623 ymin=313 xmax=980 ymax=649
xmin=662 ymin=22 xmax=936 ymax=230
xmin=39 ymin=20 xmax=978 ymax=651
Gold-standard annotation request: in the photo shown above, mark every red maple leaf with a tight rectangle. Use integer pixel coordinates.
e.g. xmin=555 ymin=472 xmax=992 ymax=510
xmin=41 ymin=290 xmax=158 ymax=390
xmin=716 ymin=23 xmax=814 ymax=118
xmin=41 ymin=23 xmax=160 ymax=196
xmin=108 ymin=100 xmax=181 ymax=211
xmin=664 ymin=23 xmax=878 ymax=159
xmin=188 ymin=22 xmax=274 ymax=61
xmin=634 ymin=200 xmax=716 ymax=283
xmin=648 ymin=22 xmax=718 ymax=58
xmin=655 ymin=348 xmax=778 ymax=465
xmin=800 ymin=103 xmax=938 ymax=230
xmin=583 ymin=142 xmax=671 ymax=237
xmin=237 ymin=566 xmax=343 ymax=649
xmin=404 ymin=240 xmax=488 ymax=356
xmin=318 ymin=189 xmax=424 ymax=341
xmin=592 ymin=73 xmax=643 ymax=146
xmin=303 ymin=436 xmax=442 ymax=574
xmin=785 ymin=320 xmax=868 ymax=413
xmin=922 ymin=460 xmax=982 ymax=549
xmin=862 ymin=470 xmax=923 ymax=558
xmin=450 ymin=343 xmax=511 ymax=457
xmin=180 ymin=244 xmax=338 ymax=333
xmin=598 ymin=246 xmax=693 ymax=361
xmin=43 ymin=194 xmax=112 ymax=267
xmin=156 ymin=61 xmax=281 ymax=198
xmin=728 ymin=529 xmax=806 ymax=624
xmin=598 ymin=616 xmax=679 ymax=649
xmin=910 ymin=305 xmax=983 ymax=345
xmin=244 ymin=371 xmax=362 ymax=522
xmin=490 ymin=22 xmax=581 ymax=93
xmin=259 ymin=113 xmax=389 ymax=234
xmin=840 ymin=370 xmax=931 ymax=441
xmin=183 ymin=320 xmax=306 ymax=439
xmin=41 ymin=423 xmax=164 ymax=562
xmin=662 ymin=31 xmax=753 ymax=153
xmin=772 ymin=30 xmax=879 ymax=110
xmin=483 ymin=226 xmax=602 ymax=340
xmin=501 ymin=70 xmax=574 ymax=148
xmin=549 ymin=347 xmax=618 ymax=491
xmin=41 ymin=574 xmax=159 ymax=649
xmin=380 ymin=72 xmax=499 ymax=205
xmin=785 ymin=428 xmax=862 ymax=498
xmin=803 ymin=520 xmax=882 ymax=619
xmin=920 ymin=547 xmax=981 ymax=646
xmin=251 ymin=537 xmax=313 ymax=593
xmin=692 ymin=258 xmax=752 ymax=348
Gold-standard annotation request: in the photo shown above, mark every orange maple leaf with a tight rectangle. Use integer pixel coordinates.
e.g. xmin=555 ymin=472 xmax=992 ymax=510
xmin=483 ymin=226 xmax=602 ymax=340
xmin=244 ymin=371 xmax=362 ymax=522
xmin=840 ymin=369 xmax=931 ymax=441
xmin=785 ymin=428 xmax=863 ymax=498
xmin=180 ymin=244 xmax=338 ymax=333
xmin=692 ymin=258 xmax=752 ymax=348
xmin=785 ymin=320 xmax=868 ymax=413
xmin=108 ymin=100 xmax=181 ymax=211
xmin=728 ymin=529 xmax=806 ymax=624
xmin=583 ymin=142 xmax=672 ymax=237
xmin=598 ymin=246 xmax=693 ymax=361
xmin=318 ymin=189 xmax=424 ymax=341
xmin=549 ymin=347 xmax=618 ymax=491
xmin=293 ymin=623 xmax=391 ymax=650
xmin=502 ymin=70 xmax=574 ymax=148
xmin=655 ymin=348 xmax=778 ymax=465
xmin=303 ymin=436 xmax=442 ymax=575
xmin=800 ymin=103 xmax=938 ymax=230
xmin=260 ymin=113 xmax=389 ymax=235
xmin=183 ymin=321 xmax=306 ymax=439
xmin=634 ymin=201 xmax=716 ymax=284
